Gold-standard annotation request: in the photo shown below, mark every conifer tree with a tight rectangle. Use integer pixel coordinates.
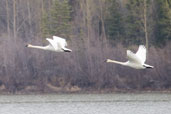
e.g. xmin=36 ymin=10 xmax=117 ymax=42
xmin=105 ymin=0 xmax=124 ymax=41
xmin=126 ymin=0 xmax=146 ymax=45
xmin=41 ymin=0 xmax=72 ymax=38
xmin=155 ymin=0 xmax=171 ymax=46
xmin=41 ymin=11 xmax=50 ymax=37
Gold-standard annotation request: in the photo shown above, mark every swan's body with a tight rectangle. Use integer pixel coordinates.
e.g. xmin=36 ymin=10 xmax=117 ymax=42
xmin=106 ymin=45 xmax=153 ymax=69
xmin=26 ymin=36 xmax=72 ymax=52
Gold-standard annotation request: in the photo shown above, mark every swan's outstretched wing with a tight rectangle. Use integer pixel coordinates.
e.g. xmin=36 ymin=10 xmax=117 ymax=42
xmin=136 ymin=45 xmax=146 ymax=64
xmin=127 ymin=50 xmax=141 ymax=64
xmin=52 ymin=36 xmax=72 ymax=52
xmin=46 ymin=38 xmax=58 ymax=50
xmin=53 ymin=36 xmax=67 ymax=47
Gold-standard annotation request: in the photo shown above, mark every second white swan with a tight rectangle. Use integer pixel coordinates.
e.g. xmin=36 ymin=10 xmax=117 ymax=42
xmin=106 ymin=45 xmax=153 ymax=69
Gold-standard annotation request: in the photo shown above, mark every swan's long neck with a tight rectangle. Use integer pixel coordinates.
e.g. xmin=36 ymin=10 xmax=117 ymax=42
xmin=106 ymin=59 xmax=126 ymax=66
xmin=26 ymin=44 xmax=46 ymax=50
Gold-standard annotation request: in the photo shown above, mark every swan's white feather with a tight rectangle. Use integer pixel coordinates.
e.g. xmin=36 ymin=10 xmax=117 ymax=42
xmin=46 ymin=38 xmax=58 ymax=50
xmin=136 ymin=45 xmax=146 ymax=64
xmin=53 ymin=36 xmax=67 ymax=47
xmin=127 ymin=50 xmax=141 ymax=64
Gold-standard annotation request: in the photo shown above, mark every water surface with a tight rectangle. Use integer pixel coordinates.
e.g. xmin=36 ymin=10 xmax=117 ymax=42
xmin=0 ymin=93 xmax=171 ymax=114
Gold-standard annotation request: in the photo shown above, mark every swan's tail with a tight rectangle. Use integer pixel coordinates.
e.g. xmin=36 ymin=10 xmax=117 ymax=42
xmin=143 ymin=64 xmax=154 ymax=69
xmin=62 ymin=48 xmax=72 ymax=52
xmin=64 ymin=49 xmax=72 ymax=52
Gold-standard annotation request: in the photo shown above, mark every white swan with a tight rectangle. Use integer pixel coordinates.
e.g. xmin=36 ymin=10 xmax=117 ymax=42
xmin=26 ymin=36 xmax=72 ymax=52
xmin=106 ymin=45 xmax=153 ymax=69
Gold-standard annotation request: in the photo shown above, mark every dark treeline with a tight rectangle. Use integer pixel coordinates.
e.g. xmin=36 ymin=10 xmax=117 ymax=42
xmin=0 ymin=0 xmax=171 ymax=93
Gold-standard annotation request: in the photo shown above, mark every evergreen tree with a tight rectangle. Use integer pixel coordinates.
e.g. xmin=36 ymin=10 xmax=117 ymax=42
xmin=155 ymin=0 xmax=171 ymax=46
xmin=41 ymin=11 xmax=50 ymax=37
xmin=105 ymin=0 xmax=125 ymax=42
xmin=41 ymin=0 xmax=72 ymax=38
xmin=126 ymin=0 xmax=146 ymax=45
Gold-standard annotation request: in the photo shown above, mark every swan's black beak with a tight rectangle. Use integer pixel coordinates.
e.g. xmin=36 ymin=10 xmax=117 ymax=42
xmin=25 ymin=44 xmax=29 ymax=47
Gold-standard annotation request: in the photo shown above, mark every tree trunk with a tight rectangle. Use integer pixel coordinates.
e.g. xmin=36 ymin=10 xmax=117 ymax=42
xmin=6 ymin=0 xmax=10 ymax=38
xmin=144 ymin=0 xmax=148 ymax=54
xmin=13 ymin=0 xmax=17 ymax=40
xmin=85 ymin=0 xmax=93 ymax=78
xmin=100 ymin=0 xmax=107 ymax=47
xmin=27 ymin=0 xmax=32 ymax=37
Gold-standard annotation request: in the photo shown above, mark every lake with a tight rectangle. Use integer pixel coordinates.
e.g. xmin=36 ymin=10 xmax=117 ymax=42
xmin=0 ymin=93 xmax=171 ymax=114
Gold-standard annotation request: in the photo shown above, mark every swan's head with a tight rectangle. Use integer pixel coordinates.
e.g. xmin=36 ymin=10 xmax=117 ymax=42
xmin=25 ymin=44 xmax=32 ymax=47
xmin=105 ymin=59 xmax=111 ymax=62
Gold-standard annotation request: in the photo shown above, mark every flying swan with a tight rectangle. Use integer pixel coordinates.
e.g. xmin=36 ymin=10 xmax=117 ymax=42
xmin=106 ymin=45 xmax=153 ymax=69
xmin=26 ymin=36 xmax=72 ymax=52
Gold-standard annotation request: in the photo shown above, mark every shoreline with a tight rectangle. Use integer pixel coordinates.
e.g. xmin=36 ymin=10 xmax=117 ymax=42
xmin=1 ymin=88 xmax=171 ymax=95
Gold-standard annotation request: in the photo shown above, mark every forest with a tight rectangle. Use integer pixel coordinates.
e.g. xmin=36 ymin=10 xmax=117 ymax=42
xmin=0 ymin=0 xmax=171 ymax=94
